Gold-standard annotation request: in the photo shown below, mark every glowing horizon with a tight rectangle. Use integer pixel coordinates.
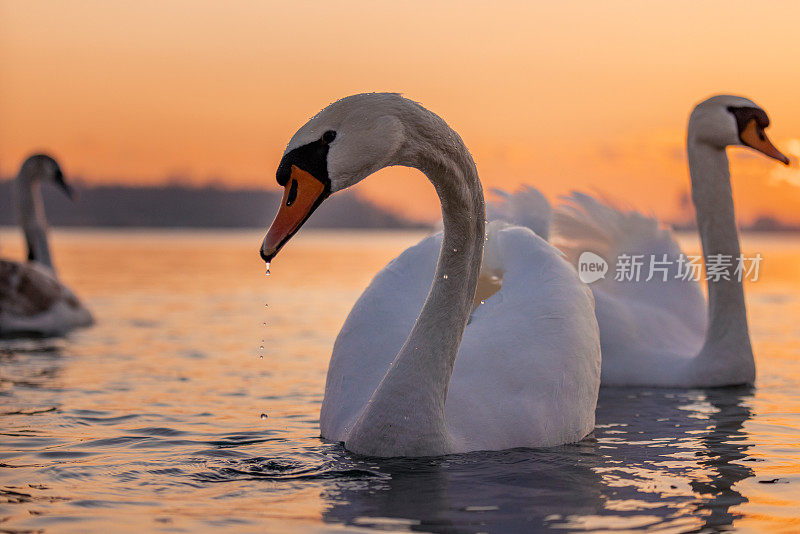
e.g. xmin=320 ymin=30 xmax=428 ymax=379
xmin=3 ymin=0 xmax=800 ymax=224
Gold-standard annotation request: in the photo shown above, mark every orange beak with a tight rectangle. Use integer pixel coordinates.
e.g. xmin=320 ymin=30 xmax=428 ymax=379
xmin=740 ymin=119 xmax=790 ymax=165
xmin=260 ymin=165 xmax=329 ymax=262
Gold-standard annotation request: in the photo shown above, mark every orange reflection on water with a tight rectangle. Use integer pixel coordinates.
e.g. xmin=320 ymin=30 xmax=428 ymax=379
xmin=0 ymin=228 xmax=799 ymax=532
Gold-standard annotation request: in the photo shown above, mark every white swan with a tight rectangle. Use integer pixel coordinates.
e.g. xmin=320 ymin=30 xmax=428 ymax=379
xmin=553 ymin=95 xmax=789 ymax=387
xmin=260 ymin=93 xmax=601 ymax=457
xmin=0 ymin=155 xmax=93 ymax=337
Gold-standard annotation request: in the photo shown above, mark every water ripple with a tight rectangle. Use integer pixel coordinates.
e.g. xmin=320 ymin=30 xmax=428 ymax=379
xmin=1 ymin=230 xmax=799 ymax=532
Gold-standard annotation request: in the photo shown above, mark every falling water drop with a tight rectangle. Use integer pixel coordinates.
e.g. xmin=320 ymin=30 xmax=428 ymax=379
xmin=262 ymin=322 xmax=266 ymax=327
xmin=259 ymin=355 xmax=263 ymax=359
xmin=260 ymin=345 xmax=264 ymax=350
xmin=265 ymin=262 xmax=271 ymax=276
xmin=260 ymin=413 xmax=268 ymax=419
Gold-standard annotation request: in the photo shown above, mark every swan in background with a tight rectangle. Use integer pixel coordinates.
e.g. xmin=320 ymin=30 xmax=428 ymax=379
xmin=554 ymin=95 xmax=789 ymax=387
xmin=260 ymin=93 xmax=600 ymax=457
xmin=0 ymin=154 xmax=93 ymax=337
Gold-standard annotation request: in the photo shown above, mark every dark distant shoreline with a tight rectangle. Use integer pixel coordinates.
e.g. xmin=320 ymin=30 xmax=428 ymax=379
xmin=2 ymin=179 xmax=797 ymax=232
xmin=0 ymin=180 xmax=428 ymax=229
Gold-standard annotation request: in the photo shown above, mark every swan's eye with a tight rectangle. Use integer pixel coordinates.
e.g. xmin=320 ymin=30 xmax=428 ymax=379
xmin=286 ymin=179 xmax=298 ymax=206
xmin=322 ymin=130 xmax=337 ymax=144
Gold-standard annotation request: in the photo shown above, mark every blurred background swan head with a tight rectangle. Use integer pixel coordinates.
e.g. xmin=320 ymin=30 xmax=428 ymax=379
xmin=18 ymin=153 xmax=73 ymax=199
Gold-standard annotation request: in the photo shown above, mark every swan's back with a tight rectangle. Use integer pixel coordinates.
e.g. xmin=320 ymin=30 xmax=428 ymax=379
xmin=0 ymin=260 xmax=93 ymax=337
xmin=487 ymin=186 xmax=552 ymax=240
xmin=446 ymin=226 xmax=600 ymax=450
xmin=553 ymin=192 xmax=707 ymax=385
xmin=321 ymin=225 xmax=601 ymax=451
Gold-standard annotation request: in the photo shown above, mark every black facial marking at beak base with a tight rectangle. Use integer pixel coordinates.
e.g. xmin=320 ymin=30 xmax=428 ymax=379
xmin=727 ymin=105 xmax=789 ymax=165
xmin=276 ymin=132 xmax=335 ymax=188
xmin=727 ymin=106 xmax=769 ymax=141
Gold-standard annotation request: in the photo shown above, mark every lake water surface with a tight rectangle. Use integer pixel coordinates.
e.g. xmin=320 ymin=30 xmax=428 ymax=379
xmin=1 ymin=229 xmax=799 ymax=533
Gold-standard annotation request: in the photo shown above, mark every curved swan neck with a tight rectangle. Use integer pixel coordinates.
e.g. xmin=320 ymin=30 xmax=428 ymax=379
xmin=345 ymin=107 xmax=485 ymax=456
xmin=16 ymin=172 xmax=55 ymax=272
xmin=687 ymin=141 xmax=753 ymax=370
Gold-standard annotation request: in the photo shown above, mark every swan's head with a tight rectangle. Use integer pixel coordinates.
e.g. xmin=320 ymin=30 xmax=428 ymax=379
xmin=261 ymin=93 xmax=407 ymax=262
xmin=688 ymin=95 xmax=789 ymax=165
xmin=18 ymin=154 xmax=74 ymax=199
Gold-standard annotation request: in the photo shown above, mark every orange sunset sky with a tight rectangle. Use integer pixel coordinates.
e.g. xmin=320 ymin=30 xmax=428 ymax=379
xmin=3 ymin=1 xmax=800 ymax=223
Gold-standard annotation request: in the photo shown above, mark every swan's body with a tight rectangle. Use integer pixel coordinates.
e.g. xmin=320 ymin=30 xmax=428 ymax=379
xmin=260 ymin=93 xmax=600 ymax=457
xmin=554 ymin=194 xmax=710 ymax=385
xmin=0 ymin=155 xmax=93 ymax=337
xmin=552 ymin=95 xmax=789 ymax=387
xmin=322 ymin=222 xmax=599 ymax=452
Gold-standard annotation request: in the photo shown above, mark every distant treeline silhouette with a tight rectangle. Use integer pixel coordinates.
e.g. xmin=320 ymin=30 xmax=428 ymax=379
xmin=0 ymin=181 xmax=427 ymax=229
